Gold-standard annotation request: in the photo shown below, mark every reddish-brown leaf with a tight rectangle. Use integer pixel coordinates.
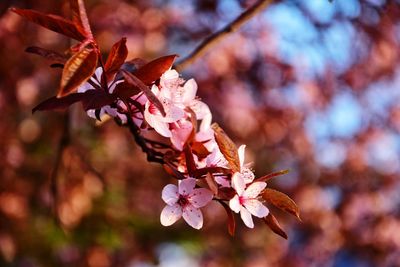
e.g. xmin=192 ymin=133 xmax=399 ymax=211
xmin=121 ymin=69 xmax=166 ymax=116
xmin=134 ymin=55 xmax=177 ymax=85
xmin=192 ymin=167 xmax=231 ymax=178
xmin=262 ymin=188 xmax=301 ymax=221
xmin=58 ymin=47 xmax=98 ymax=97
xmin=25 ymin=46 xmax=68 ymax=64
xmin=10 ymin=8 xmax=86 ymax=41
xmin=163 ymin=163 xmax=186 ymax=180
xmin=104 ymin=37 xmax=128 ymax=80
xmin=205 ymin=173 xmax=218 ymax=195
xmin=69 ymin=0 xmax=93 ymax=39
xmin=183 ymin=144 xmax=197 ymax=177
xmin=191 ymin=142 xmax=211 ymax=160
xmin=32 ymin=90 xmax=115 ymax=113
xmin=219 ymin=201 xmax=236 ymax=236
xmin=217 ymin=187 xmax=236 ymax=200
xmin=211 ymin=123 xmax=240 ymax=173
xmin=263 ymin=213 xmax=288 ymax=239
xmin=256 ymin=169 xmax=290 ymax=183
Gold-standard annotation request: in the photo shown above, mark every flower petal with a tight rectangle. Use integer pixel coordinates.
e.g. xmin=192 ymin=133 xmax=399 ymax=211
xmin=144 ymin=107 xmax=172 ymax=137
xmin=199 ymin=113 xmax=212 ymax=132
xmin=240 ymin=206 xmax=254 ymax=228
xmin=160 ymin=203 xmax=182 ymax=226
xmin=189 ymin=188 xmax=213 ymax=208
xmin=179 ymin=178 xmax=196 ymax=195
xmin=231 ymin=172 xmax=246 ymax=195
xmin=161 ymin=184 xmax=179 ymax=205
xmin=243 ymin=182 xmax=267 ymax=198
xmin=183 ymin=78 xmax=198 ymax=103
xmin=229 ymin=195 xmax=241 ymax=213
xmin=238 ymin=145 xmax=246 ymax=170
xmin=170 ymin=120 xmax=193 ymax=151
xmin=243 ymin=199 xmax=269 ymax=218
xmin=182 ymin=205 xmax=203 ymax=229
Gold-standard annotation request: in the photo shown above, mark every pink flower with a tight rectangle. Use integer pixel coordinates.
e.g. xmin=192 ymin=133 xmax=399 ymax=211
xmin=160 ymin=178 xmax=213 ymax=229
xmin=229 ymin=174 xmax=269 ymax=228
xmin=236 ymin=145 xmax=255 ymax=184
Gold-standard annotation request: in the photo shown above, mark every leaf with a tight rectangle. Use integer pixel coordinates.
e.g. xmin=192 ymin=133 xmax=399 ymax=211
xmin=217 ymin=187 xmax=236 ymax=200
xmin=69 ymin=0 xmax=93 ymax=39
xmin=104 ymin=38 xmax=128 ymax=80
xmin=192 ymin=167 xmax=231 ymax=178
xmin=262 ymin=188 xmax=301 ymax=221
xmin=205 ymin=173 xmax=218 ymax=195
xmin=263 ymin=213 xmax=288 ymax=239
xmin=191 ymin=142 xmax=211 ymax=160
xmin=10 ymin=8 xmax=86 ymax=41
xmin=121 ymin=69 xmax=166 ymax=116
xmin=183 ymin=143 xmax=197 ymax=177
xmin=163 ymin=162 xmax=186 ymax=180
xmin=219 ymin=201 xmax=235 ymax=236
xmin=255 ymin=169 xmax=290 ymax=183
xmin=32 ymin=90 xmax=115 ymax=113
xmin=58 ymin=47 xmax=98 ymax=97
xmin=134 ymin=55 xmax=177 ymax=85
xmin=211 ymin=123 xmax=240 ymax=173
xmin=25 ymin=46 xmax=68 ymax=63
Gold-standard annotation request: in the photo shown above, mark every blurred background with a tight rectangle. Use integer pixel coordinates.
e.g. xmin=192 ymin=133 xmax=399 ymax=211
xmin=1 ymin=0 xmax=400 ymax=266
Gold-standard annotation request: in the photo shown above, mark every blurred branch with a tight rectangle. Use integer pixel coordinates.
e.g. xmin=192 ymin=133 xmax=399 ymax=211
xmin=125 ymin=116 xmax=165 ymax=164
xmin=49 ymin=112 xmax=70 ymax=218
xmin=175 ymin=0 xmax=274 ymax=71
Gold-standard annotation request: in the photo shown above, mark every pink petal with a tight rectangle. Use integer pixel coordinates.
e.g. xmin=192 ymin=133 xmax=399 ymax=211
xmin=182 ymin=205 xmax=203 ymax=229
xmin=243 ymin=182 xmax=267 ymax=198
xmin=243 ymin=199 xmax=269 ymax=218
xmin=170 ymin=120 xmax=193 ymax=151
xmin=160 ymin=203 xmax=182 ymax=226
xmin=231 ymin=172 xmax=246 ymax=195
xmin=144 ymin=107 xmax=172 ymax=137
xmin=215 ymin=176 xmax=231 ymax=188
xmin=183 ymin=78 xmax=198 ymax=103
xmin=161 ymin=184 xmax=179 ymax=205
xmin=179 ymin=178 xmax=196 ymax=195
xmin=199 ymin=113 xmax=212 ymax=132
xmin=163 ymin=104 xmax=185 ymax=123
xmin=238 ymin=145 xmax=246 ymax=170
xmin=229 ymin=195 xmax=241 ymax=213
xmin=190 ymin=100 xmax=210 ymax=120
xmin=240 ymin=206 xmax=254 ymax=228
xmin=241 ymin=167 xmax=255 ymax=184
xmin=189 ymin=188 xmax=213 ymax=208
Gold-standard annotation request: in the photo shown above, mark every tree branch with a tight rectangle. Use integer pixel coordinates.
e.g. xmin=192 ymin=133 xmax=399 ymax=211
xmin=174 ymin=0 xmax=274 ymax=71
xmin=49 ymin=112 xmax=70 ymax=218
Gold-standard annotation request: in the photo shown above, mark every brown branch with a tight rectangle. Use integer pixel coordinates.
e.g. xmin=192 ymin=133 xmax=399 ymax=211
xmin=174 ymin=0 xmax=274 ymax=71
xmin=49 ymin=112 xmax=70 ymax=218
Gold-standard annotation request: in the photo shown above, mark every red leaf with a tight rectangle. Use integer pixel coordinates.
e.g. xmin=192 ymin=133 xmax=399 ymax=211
xmin=217 ymin=187 xmax=236 ymax=200
xmin=104 ymin=38 xmax=128 ymax=80
xmin=191 ymin=142 xmax=211 ymax=160
xmin=255 ymin=169 xmax=290 ymax=183
xmin=262 ymin=188 xmax=301 ymax=221
xmin=121 ymin=70 xmax=166 ymax=116
xmin=219 ymin=201 xmax=236 ymax=236
xmin=25 ymin=46 xmax=68 ymax=64
xmin=211 ymin=123 xmax=240 ymax=173
xmin=183 ymin=143 xmax=197 ymax=177
xmin=69 ymin=0 xmax=93 ymax=39
xmin=32 ymin=90 xmax=115 ymax=113
xmin=134 ymin=55 xmax=177 ymax=85
xmin=263 ymin=213 xmax=288 ymax=239
xmin=58 ymin=47 xmax=98 ymax=97
xmin=205 ymin=173 xmax=218 ymax=195
xmin=192 ymin=167 xmax=231 ymax=178
xmin=10 ymin=8 xmax=86 ymax=41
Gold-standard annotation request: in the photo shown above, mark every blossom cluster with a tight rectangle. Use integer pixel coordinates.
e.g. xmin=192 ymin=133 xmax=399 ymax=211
xmin=78 ymin=67 xmax=269 ymax=230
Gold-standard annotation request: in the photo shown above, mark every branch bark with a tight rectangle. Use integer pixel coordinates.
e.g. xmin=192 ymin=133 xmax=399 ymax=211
xmin=175 ymin=0 xmax=274 ymax=71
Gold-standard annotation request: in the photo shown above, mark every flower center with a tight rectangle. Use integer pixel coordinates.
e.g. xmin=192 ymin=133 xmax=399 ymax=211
xmin=177 ymin=195 xmax=189 ymax=207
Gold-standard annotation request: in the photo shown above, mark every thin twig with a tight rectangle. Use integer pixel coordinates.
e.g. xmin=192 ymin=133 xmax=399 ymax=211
xmin=174 ymin=0 xmax=274 ymax=71
xmin=49 ymin=112 xmax=70 ymax=218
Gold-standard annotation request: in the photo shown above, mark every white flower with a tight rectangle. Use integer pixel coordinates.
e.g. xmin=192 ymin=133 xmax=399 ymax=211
xmin=229 ymin=173 xmax=269 ymax=228
xmin=160 ymin=178 xmax=213 ymax=229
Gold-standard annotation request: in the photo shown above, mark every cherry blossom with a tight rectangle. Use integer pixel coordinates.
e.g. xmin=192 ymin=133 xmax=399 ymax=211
xmin=229 ymin=173 xmax=269 ymax=228
xmin=160 ymin=178 xmax=213 ymax=229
